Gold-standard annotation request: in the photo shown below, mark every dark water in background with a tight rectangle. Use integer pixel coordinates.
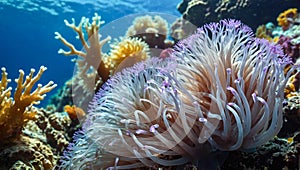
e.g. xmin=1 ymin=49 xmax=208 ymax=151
xmin=0 ymin=0 xmax=181 ymax=106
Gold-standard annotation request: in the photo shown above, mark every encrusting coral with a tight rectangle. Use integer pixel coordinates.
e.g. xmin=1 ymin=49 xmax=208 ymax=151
xmin=176 ymin=0 xmax=299 ymax=30
xmin=0 ymin=66 xmax=56 ymax=143
xmin=0 ymin=134 xmax=56 ymax=169
xmin=0 ymin=104 xmax=81 ymax=169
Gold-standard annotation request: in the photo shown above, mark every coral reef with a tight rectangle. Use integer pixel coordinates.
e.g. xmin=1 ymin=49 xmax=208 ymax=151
xmin=0 ymin=105 xmax=80 ymax=169
xmin=0 ymin=67 xmax=78 ymax=169
xmin=176 ymin=0 xmax=299 ymax=30
xmin=222 ymin=136 xmax=300 ymax=169
xmin=55 ymin=13 xmax=163 ymax=111
xmin=4 ymin=5 xmax=296 ymax=170
xmin=0 ymin=134 xmax=56 ymax=169
xmin=0 ymin=66 xmax=56 ymax=143
xmin=58 ymin=19 xmax=293 ymax=169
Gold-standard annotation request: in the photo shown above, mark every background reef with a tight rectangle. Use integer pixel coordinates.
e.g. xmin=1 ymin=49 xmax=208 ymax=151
xmin=0 ymin=0 xmax=300 ymax=169
xmin=0 ymin=0 xmax=180 ymax=107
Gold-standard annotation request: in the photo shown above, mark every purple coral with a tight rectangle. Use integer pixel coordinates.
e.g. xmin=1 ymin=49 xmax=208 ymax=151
xmin=173 ymin=19 xmax=293 ymax=151
xmin=277 ymin=35 xmax=300 ymax=63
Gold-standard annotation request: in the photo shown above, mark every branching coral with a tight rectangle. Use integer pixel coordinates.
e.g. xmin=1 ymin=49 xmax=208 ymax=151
xmin=55 ymin=13 xmax=111 ymax=80
xmin=55 ymin=13 xmax=112 ymax=112
xmin=0 ymin=66 xmax=56 ymax=143
xmin=55 ymin=13 xmax=111 ymax=92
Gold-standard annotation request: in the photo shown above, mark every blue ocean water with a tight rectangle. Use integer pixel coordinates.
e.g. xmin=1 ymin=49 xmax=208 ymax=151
xmin=0 ymin=0 xmax=181 ymax=106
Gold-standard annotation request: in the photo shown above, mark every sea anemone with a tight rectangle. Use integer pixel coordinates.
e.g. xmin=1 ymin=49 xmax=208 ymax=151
xmin=59 ymin=19 xmax=294 ymax=169
xmin=105 ymin=37 xmax=150 ymax=74
xmin=173 ymin=19 xmax=294 ymax=151
xmin=60 ymin=57 xmax=210 ymax=169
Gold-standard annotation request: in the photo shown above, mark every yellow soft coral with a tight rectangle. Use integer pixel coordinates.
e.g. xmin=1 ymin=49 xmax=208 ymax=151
xmin=105 ymin=37 xmax=150 ymax=74
xmin=284 ymin=74 xmax=296 ymax=98
xmin=255 ymin=24 xmax=273 ymax=42
xmin=277 ymin=8 xmax=298 ymax=30
xmin=0 ymin=66 xmax=56 ymax=143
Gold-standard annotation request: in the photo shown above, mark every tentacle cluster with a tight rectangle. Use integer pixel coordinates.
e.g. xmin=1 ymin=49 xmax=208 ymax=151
xmin=59 ymin=19 xmax=293 ymax=169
